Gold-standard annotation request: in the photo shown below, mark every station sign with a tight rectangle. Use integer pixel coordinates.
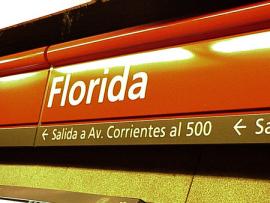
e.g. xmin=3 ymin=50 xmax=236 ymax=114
xmin=2 ymin=29 xmax=270 ymax=146
xmin=36 ymin=113 xmax=270 ymax=146
xmin=41 ymin=34 xmax=270 ymax=126
xmin=37 ymin=31 xmax=270 ymax=145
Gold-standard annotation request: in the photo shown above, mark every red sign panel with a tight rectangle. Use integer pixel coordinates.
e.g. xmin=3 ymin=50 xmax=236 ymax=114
xmin=0 ymin=48 xmax=49 ymax=126
xmin=42 ymin=30 xmax=270 ymax=124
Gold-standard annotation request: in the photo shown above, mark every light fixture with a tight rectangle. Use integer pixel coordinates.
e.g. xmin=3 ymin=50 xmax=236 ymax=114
xmin=57 ymin=47 xmax=194 ymax=73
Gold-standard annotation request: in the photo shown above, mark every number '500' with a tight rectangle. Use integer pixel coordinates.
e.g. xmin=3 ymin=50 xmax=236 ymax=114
xmin=186 ymin=121 xmax=212 ymax=136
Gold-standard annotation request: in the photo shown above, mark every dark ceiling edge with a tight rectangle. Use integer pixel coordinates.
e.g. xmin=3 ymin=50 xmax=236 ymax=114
xmin=0 ymin=1 xmax=97 ymax=32
xmin=0 ymin=0 xmax=265 ymax=57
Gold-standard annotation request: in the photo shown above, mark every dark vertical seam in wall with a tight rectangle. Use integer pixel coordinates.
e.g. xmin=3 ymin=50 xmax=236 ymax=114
xmin=184 ymin=150 xmax=203 ymax=203
xmin=33 ymin=46 xmax=52 ymax=146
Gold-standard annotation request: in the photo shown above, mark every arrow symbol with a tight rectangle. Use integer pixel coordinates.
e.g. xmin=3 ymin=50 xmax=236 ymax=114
xmin=42 ymin=129 xmax=48 ymax=141
xmin=233 ymin=119 xmax=247 ymax=136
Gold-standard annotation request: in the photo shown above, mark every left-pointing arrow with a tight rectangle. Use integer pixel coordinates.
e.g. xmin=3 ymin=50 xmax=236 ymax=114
xmin=42 ymin=129 xmax=48 ymax=141
xmin=233 ymin=119 xmax=247 ymax=136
